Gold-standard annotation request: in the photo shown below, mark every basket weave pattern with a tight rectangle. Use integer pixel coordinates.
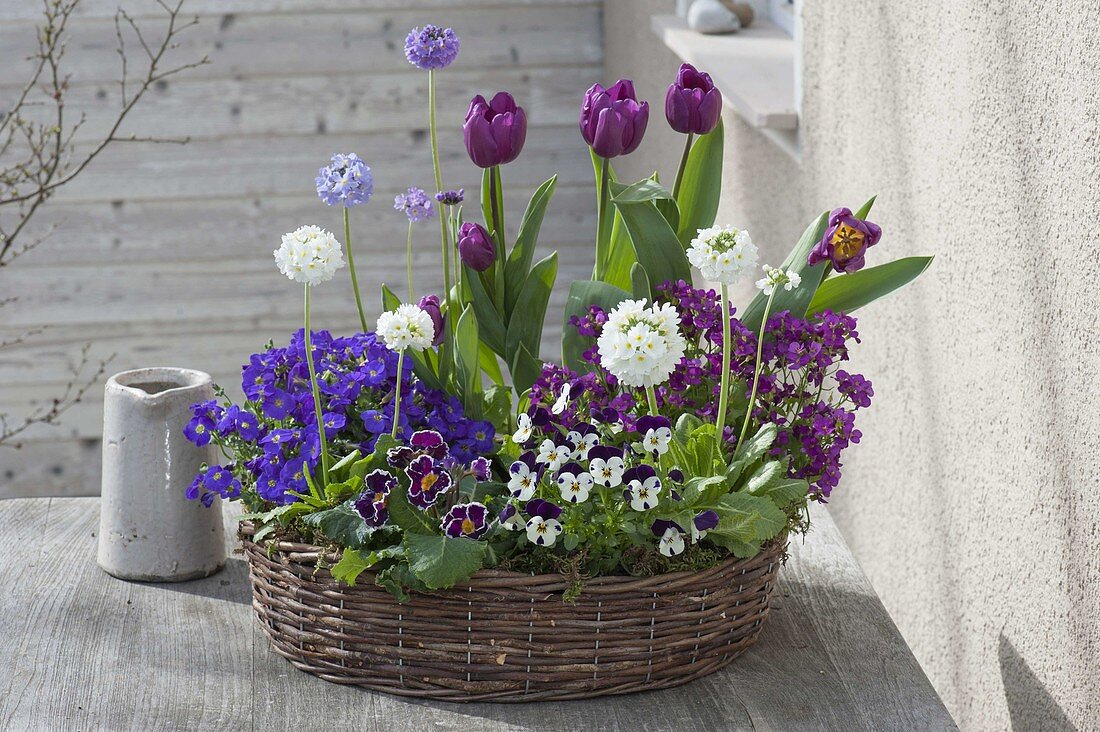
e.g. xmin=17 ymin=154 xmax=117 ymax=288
xmin=243 ymin=530 xmax=785 ymax=702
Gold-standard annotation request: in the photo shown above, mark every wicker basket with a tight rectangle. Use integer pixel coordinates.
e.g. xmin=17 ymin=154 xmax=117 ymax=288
xmin=242 ymin=526 xmax=785 ymax=702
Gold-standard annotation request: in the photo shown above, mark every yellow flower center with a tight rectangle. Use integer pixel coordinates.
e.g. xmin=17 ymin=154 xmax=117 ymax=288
xmin=461 ymin=518 xmax=476 ymax=534
xmin=421 ymin=472 xmax=438 ymax=491
xmin=831 ymin=223 xmax=865 ymax=260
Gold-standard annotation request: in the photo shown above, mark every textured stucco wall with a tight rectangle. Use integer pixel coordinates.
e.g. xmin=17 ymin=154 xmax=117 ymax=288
xmin=607 ymin=1 xmax=1100 ymax=729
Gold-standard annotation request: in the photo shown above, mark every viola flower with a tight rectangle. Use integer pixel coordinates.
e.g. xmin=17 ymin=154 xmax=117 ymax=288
xmin=658 ymin=526 xmax=686 ymax=557
xmin=376 ymin=304 xmax=435 ymax=352
xmin=394 ymin=187 xmax=434 ymax=223
xmin=808 ymin=207 xmax=882 ymax=273
xmin=354 ymin=469 xmax=395 ymax=527
xmin=596 ymin=299 xmax=687 ymax=388
xmin=633 ymin=415 xmax=672 ymax=456
xmin=691 ymin=510 xmax=720 ymax=543
xmin=405 ymin=454 xmax=452 ymax=509
xmin=463 ymin=92 xmax=527 ymax=168
xmin=315 ymin=153 xmax=373 ymax=208
xmin=687 ymin=225 xmax=758 ymax=284
xmin=436 ymin=189 xmax=464 ymax=206
xmin=579 ymin=79 xmax=649 ymax=158
xmin=499 ymin=503 xmax=525 ymax=531
xmin=274 ymin=225 xmax=345 ymax=286
xmin=665 ymin=62 xmax=723 ymax=135
xmin=469 ymin=456 xmax=492 ymax=481
xmin=404 ymin=25 xmax=460 ymax=70
xmin=457 ymin=222 xmax=496 ymax=272
xmin=556 ymin=463 xmax=593 ymax=503
xmin=524 ymin=499 xmax=563 ymax=546
xmin=535 ymin=438 xmax=572 ymax=471
xmin=588 ymin=446 xmax=626 ymax=487
xmin=512 ymin=412 xmax=533 ymax=444
xmin=551 ymin=383 xmax=571 ymax=415
xmin=756 ymin=264 xmax=802 ymax=296
xmin=507 ymin=453 xmax=539 ymax=501
xmin=441 ymin=502 xmax=489 ymax=539
xmin=566 ymin=425 xmax=598 ymax=460
xmin=624 ymin=465 xmax=662 ymax=511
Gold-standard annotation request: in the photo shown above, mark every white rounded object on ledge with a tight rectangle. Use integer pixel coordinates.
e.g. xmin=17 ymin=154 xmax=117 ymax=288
xmin=687 ymin=0 xmax=742 ymax=35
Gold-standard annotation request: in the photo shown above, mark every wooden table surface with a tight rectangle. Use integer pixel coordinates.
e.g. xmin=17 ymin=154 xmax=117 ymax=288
xmin=0 ymin=498 xmax=956 ymax=731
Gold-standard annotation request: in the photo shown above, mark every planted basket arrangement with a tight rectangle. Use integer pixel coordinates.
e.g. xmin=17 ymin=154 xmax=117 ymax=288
xmin=184 ymin=24 xmax=932 ymax=701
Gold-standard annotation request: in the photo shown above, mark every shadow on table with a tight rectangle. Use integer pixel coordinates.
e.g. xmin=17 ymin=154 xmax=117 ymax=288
xmin=998 ymin=632 xmax=1075 ymax=732
xmin=144 ymin=556 xmax=252 ymax=605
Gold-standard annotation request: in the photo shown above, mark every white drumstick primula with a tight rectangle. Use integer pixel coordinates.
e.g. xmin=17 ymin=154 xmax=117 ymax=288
xmin=755 ymin=264 xmax=802 ymax=296
xmin=376 ymin=304 xmax=435 ymax=352
xmin=687 ymin=224 xmax=758 ymax=284
xmin=274 ymin=225 xmax=345 ymax=285
xmin=596 ymin=299 xmax=686 ymax=388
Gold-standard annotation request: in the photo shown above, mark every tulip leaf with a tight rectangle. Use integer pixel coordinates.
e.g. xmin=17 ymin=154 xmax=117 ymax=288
xmin=460 ymin=264 xmax=507 ymax=357
xmin=739 ymin=210 xmax=831 ymax=332
xmin=381 ymin=284 xmax=443 ymax=390
xmin=561 ymin=279 xmax=630 ymax=372
xmin=602 ymin=209 xmax=636 ymax=291
xmin=504 ymin=175 xmax=557 ymax=312
xmin=630 ymin=262 xmax=651 ymax=300
xmin=454 ymin=305 xmax=483 ymax=419
xmin=675 ymin=118 xmax=724 ymax=247
xmin=480 ymin=167 xmax=506 ymax=243
xmin=853 ymin=194 xmax=876 ymax=219
xmin=505 ymin=252 xmax=558 ymax=376
xmin=611 ymin=183 xmax=692 ymax=299
xmin=509 ymin=342 xmax=543 ymax=395
xmin=808 ymin=256 xmax=934 ymax=316
xmin=610 ymin=178 xmax=674 ymax=204
xmin=479 ymin=341 xmax=505 ymax=385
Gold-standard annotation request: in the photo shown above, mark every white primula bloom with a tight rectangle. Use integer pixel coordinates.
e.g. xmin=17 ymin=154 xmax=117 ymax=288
xmin=589 ymin=456 xmax=625 ymax=487
xmin=376 ymin=304 xmax=435 ymax=352
xmin=512 ymin=412 xmax=533 ymax=444
xmin=596 ymin=299 xmax=687 ymax=388
xmin=535 ymin=439 xmax=571 ymax=471
xmin=274 ymin=225 xmax=345 ymax=285
xmin=687 ymin=225 xmax=758 ymax=285
xmin=507 ymin=460 xmax=537 ymax=501
xmin=755 ymin=264 xmax=801 ymax=296
xmin=659 ymin=527 xmax=686 ymax=557
xmin=633 ymin=426 xmax=672 ymax=456
xmin=567 ymin=430 xmax=598 ymax=460
xmin=557 ymin=470 xmax=593 ymax=503
xmin=551 ymin=383 xmax=571 ymax=415
xmin=627 ymin=476 xmax=662 ymax=511
xmin=526 ymin=516 xmax=563 ymax=546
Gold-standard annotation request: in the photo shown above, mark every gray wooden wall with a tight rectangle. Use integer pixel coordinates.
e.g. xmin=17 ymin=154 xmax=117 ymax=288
xmin=0 ymin=0 xmax=603 ymax=497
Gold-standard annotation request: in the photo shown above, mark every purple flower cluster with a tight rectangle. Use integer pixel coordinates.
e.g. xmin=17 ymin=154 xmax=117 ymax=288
xmin=183 ymin=330 xmax=493 ymax=506
xmin=435 ymin=189 xmax=464 ymax=206
xmin=404 ymin=25 xmax=460 ymax=70
xmin=394 ymin=187 xmax=434 ymax=223
xmin=315 ymin=153 xmax=373 ymax=208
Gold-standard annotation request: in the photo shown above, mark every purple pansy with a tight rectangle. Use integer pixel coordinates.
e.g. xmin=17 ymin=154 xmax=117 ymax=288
xmin=441 ymin=502 xmax=489 ymax=539
xmin=354 ymin=470 xmax=396 ymax=528
xmin=405 ymin=454 xmax=452 ymax=509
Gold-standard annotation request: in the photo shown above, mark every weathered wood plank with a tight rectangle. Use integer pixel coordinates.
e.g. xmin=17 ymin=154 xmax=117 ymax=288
xmin=0 ymin=439 xmax=103 ymax=500
xmin=0 ymin=5 xmax=603 ymax=86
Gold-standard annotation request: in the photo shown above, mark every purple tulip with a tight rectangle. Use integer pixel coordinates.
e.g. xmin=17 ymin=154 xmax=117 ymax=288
xmin=579 ymin=79 xmax=649 ymax=158
xmin=808 ymin=208 xmax=883 ymax=273
xmin=463 ymin=92 xmax=527 ymax=168
xmin=665 ymin=63 xmax=722 ymax=135
xmin=457 ymin=222 xmax=496 ymax=272
xmin=416 ymin=294 xmax=444 ymax=345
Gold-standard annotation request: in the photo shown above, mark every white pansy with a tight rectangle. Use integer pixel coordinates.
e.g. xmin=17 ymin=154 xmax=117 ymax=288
xmin=687 ymin=225 xmax=758 ymax=284
xmin=274 ymin=225 xmax=345 ymax=286
xmin=755 ymin=264 xmax=802 ymax=296
xmin=376 ymin=304 xmax=435 ymax=352
xmin=507 ymin=460 xmax=538 ymax=501
xmin=658 ymin=527 xmax=686 ymax=557
xmin=557 ymin=470 xmax=593 ymax=503
xmin=512 ymin=412 xmax=533 ymax=444
xmin=551 ymin=383 xmax=571 ymax=415
xmin=526 ymin=516 xmax=563 ymax=546
xmin=588 ymin=455 xmax=625 ymax=487
xmin=567 ymin=430 xmax=598 ymax=460
xmin=500 ymin=506 xmax=525 ymax=531
xmin=633 ymin=426 xmax=672 ymax=456
xmin=535 ymin=439 xmax=571 ymax=471
xmin=596 ymin=299 xmax=687 ymax=388
xmin=627 ymin=475 xmax=662 ymax=511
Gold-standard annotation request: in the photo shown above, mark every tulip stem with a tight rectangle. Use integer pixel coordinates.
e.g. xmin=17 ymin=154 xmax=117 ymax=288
xmin=712 ymin=283 xmax=732 ymax=465
xmin=595 ymin=156 xmax=610 ymax=277
xmin=736 ymin=287 xmax=777 ymax=452
xmin=343 ymin=208 xmax=368 ymax=333
xmin=406 ymin=220 xmax=415 ymax=302
xmin=428 ymin=69 xmax=453 ymax=331
xmin=303 ymin=284 xmax=331 ymax=486
xmin=391 ymin=349 xmax=406 ymax=440
xmin=488 ymin=166 xmax=506 ymax=306
xmin=672 ymin=133 xmax=694 ymax=201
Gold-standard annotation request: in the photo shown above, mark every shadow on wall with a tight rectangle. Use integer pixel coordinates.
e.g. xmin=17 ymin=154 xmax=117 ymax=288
xmin=998 ymin=633 xmax=1076 ymax=731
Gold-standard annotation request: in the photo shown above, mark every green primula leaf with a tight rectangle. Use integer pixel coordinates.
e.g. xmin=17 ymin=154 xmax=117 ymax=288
xmin=505 ymin=176 xmax=558 ymax=311
xmin=733 ymin=422 xmax=778 ymax=466
xmin=712 ymin=491 xmax=788 ymax=543
xmin=386 ymin=486 xmax=437 ymax=535
xmin=740 ymin=210 xmax=830 ymax=332
xmin=350 ymin=434 xmax=398 ymax=481
xmin=675 ymin=118 xmax=724 ymax=247
xmin=329 ymin=450 xmax=361 ymax=482
xmin=756 ymin=478 xmax=809 ymax=511
xmin=611 ymin=181 xmax=692 ymax=298
xmin=561 ymin=280 xmax=630 ymax=372
xmin=375 ymin=560 xmax=429 ymax=602
xmin=330 ymin=545 xmax=404 ymax=586
xmin=505 ymin=252 xmax=558 ymax=372
xmin=323 ymin=475 xmax=363 ymax=505
xmin=807 ymin=256 xmax=934 ymax=316
xmin=674 ymin=413 xmax=704 ymax=443
xmin=301 ymin=500 xmax=372 ymax=548
xmin=630 ymin=262 xmax=652 ymax=300
xmin=706 ymin=534 xmax=762 ymax=558
xmin=404 ymin=532 xmax=488 ymax=590
xmin=680 ymin=475 xmax=728 ymax=505
xmin=745 ymin=461 xmax=784 ymax=496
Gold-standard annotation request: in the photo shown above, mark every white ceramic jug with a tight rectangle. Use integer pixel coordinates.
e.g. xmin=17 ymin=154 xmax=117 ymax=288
xmin=98 ymin=367 xmax=225 ymax=581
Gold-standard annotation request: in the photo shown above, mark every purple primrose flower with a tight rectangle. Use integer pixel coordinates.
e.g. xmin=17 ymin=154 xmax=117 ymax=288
xmin=404 ymin=25 xmax=460 ymax=70
xmin=441 ymin=502 xmax=489 ymax=539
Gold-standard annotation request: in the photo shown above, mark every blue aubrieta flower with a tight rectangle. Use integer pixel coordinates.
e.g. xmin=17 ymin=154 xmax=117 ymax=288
xmin=394 ymin=187 xmax=434 ymax=223
xmin=404 ymin=25 xmax=460 ymax=70
xmin=315 ymin=153 xmax=373 ymax=207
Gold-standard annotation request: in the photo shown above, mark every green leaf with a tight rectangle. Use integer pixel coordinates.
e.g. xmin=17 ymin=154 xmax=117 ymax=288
xmin=509 ymin=342 xmax=543 ymax=395
xmin=712 ymin=491 xmax=787 ymax=543
xmin=505 ymin=252 xmax=558 ymax=372
xmin=323 ymin=475 xmax=363 ymax=505
xmin=602 ymin=210 xmax=637 ymax=290
xmin=611 ymin=183 xmax=692 ymax=299
xmin=609 ymin=178 xmax=674 ymax=204
xmin=560 ymin=279 xmax=630 ymax=372
xmin=733 ymin=422 xmax=778 ymax=465
xmin=478 ymin=341 xmax=504 ymax=384
xmin=330 ymin=547 xmax=402 ymax=586
xmin=504 ymin=176 xmax=557 ymax=312
xmin=329 ymin=450 xmax=361 ymax=481
xmin=756 ymin=478 xmax=809 ymax=511
xmin=807 ymin=256 xmax=934 ymax=316
xmin=454 ymin=305 xmax=483 ymax=418
xmin=403 ymin=532 xmax=488 ymax=590
xmin=301 ymin=500 xmax=372 ymax=548
xmin=675 ymin=119 xmax=724 ymax=247
xmin=460 ymin=265 xmax=507 ymax=357
xmin=629 ymin=262 xmax=651 ymax=300
xmin=745 ymin=461 xmax=784 ymax=496
xmin=739 ymin=210 xmax=830 ymax=332
xmin=853 ymin=194 xmax=876 ymax=219
xmin=386 ymin=485 xmax=437 ymax=535
xmin=680 ymin=475 xmax=727 ymax=505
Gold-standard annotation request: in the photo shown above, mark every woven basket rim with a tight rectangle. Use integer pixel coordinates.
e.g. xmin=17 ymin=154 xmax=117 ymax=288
xmin=239 ymin=520 xmax=786 ymax=589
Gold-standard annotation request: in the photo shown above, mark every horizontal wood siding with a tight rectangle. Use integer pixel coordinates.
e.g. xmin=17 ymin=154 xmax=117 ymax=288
xmin=0 ymin=1 xmax=604 ymax=497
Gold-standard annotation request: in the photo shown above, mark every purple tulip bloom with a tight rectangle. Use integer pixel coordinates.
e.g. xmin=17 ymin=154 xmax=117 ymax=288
xmin=441 ymin=502 xmax=489 ymax=539
xmin=355 ymin=469 xmax=396 ymax=528
xmin=579 ymin=80 xmax=649 ymax=158
xmin=463 ymin=92 xmax=527 ymax=168
xmin=405 ymin=454 xmax=452 ymax=509
xmin=665 ymin=63 xmax=723 ymax=135
xmin=416 ymin=294 xmax=445 ymax=345
xmin=808 ymin=207 xmax=882 ymax=273
xmin=457 ymin=222 xmax=496 ymax=272
xmin=404 ymin=25 xmax=460 ymax=70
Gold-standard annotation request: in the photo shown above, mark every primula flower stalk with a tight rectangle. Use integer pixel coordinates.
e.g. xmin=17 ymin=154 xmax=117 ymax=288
xmin=316 ymin=153 xmax=372 ymax=331
xmin=376 ymin=304 xmax=435 ymax=439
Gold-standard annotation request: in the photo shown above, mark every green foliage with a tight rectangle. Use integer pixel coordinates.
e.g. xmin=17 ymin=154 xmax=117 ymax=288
xmin=674 ymin=118 xmax=724 ymax=247
xmin=330 ymin=546 xmax=403 ymax=586
xmin=561 ymin=280 xmax=630 ymax=371
xmin=403 ymin=532 xmax=488 ymax=590
xmin=504 ymin=252 xmax=557 ymax=383
xmin=808 ymin=256 xmax=934 ymax=316
xmin=629 ymin=262 xmax=651 ymax=300
xmin=754 ymin=478 xmax=810 ymax=511
xmin=509 ymin=342 xmax=543 ymax=395
xmin=739 ymin=210 xmax=831 ymax=331
xmin=386 ymin=483 xmax=437 ymax=535
xmin=300 ymin=501 xmax=372 ymax=548
xmin=710 ymin=491 xmax=788 ymax=547
xmin=610 ymin=180 xmax=692 ymax=299
xmin=453 ymin=305 xmax=483 ymax=418
xmin=504 ymin=176 xmax=557 ymax=312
